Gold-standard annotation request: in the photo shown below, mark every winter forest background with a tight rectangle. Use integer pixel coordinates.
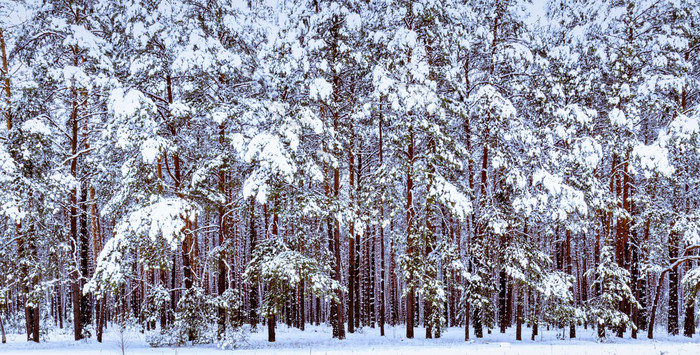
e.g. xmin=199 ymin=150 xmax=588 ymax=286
xmin=0 ymin=0 xmax=699 ymax=350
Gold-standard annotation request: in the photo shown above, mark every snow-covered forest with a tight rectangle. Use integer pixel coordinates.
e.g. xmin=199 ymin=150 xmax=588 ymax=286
xmin=0 ymin=0 xmax=699 ymax=350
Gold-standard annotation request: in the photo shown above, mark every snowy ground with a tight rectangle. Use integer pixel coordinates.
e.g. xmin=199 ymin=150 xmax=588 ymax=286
xmin=2 ymin=324 xmax=700 ymax=354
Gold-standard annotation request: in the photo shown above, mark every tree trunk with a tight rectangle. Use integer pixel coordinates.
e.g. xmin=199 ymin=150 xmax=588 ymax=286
xmin=405 ymin=126 xmax=415 ymax=339
xmin=298 ymin=279 xmax=305 ymax=330
xmin=683 ymin=300 xmax=695 ymax=337
xmin=516 ymin=286 xmax=522 ymax=341
xmin=531 ymin=295 xmax=538 ymax=341
xmin=355 ymin=229 xmax=361 ymax=329
xmin=668 ymin=229 xmax=679 ymax=336
xmin=1 ymin=27 xmax=11 ymax=129
xmin=566 ymin=229 xmax=575 ymax=338
xmin=216 ymin=123 xmax=228 ymax=337
xmin=268 ymin=313 xmax=275 ymax=342
xmin=465 ymin=302 xmax=470 ymax=341
xmin=390 ymin=219 xmax=398 ymax=326
xmin=348 ymin=137 xmax=356 ymax=334
xmin=249 ymin=198 xmax=259 ymax=329
xmin=332 ymin=146 xmax=345 ymax=340
xmin=0 ymin=312 xmax=6 ymax=344
xmin=498 ymin=269 xmax=506 ymax=333
xmin=69 ymin=81 xmax=83 ymax=340
xmin=378 ymin=107 xmax=386 ymax=337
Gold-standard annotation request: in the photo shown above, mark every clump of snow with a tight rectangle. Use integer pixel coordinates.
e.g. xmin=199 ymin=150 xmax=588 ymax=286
xmin=309 ymin=78 xmax=333 ymax=101
xmin=117 ymin=197 xmax=199 ymax=248
xmin=471 ymin=85 xmax=517 ymax=120
xmin=344 ymin=12 xmax=362 ymax=32
xmin=210 ymin=111 xmax=228 ymax=125
xmin=667 ymin=113 xmax=699 ymax=140
xmin=21 ymin=118 xmax=51 ymax=136
xmin=0 ymin=144 xmax=16 ymax=181
xmin=109 ymin=87 xmax=155 ymax=121
xmin=61 ymin=65 xmax=91 ymax=89
xmin=631 ymin=143 xmax=674 ymax=178
xmin=63 ymin=24 xmax=110 ymax=62
xmin=431 ymin=176 xmax=472 ymax=221
xmin=609 ymin=108 xmax=630 ymax=127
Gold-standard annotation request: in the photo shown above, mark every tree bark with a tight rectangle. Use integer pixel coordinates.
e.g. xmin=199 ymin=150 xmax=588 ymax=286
xmin=267 ymin=313 xmax=275 ymax=342
xmin=683 ymin=299 xmax=695 ymax=337
xmin=249 ymin=198 xmax=259 ymax=329
xmin=378 ymin=108 xmax=386 ymax=336
xmin=348 ymin=135 xmax=356 ymax=333
xmin=405 ymin=126 xmax=415 ymax=339
xmin=668 ymin=228 xmax=679 ymax=336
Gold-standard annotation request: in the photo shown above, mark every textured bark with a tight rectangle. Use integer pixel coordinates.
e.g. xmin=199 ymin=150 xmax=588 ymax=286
xmin=566 ymin=229 xmax=575 ymax=339
xmin=69 ymin=78 xmax=83 ymax=341
xmin=498 ymin=269 xmax=507 ymax=333
xmin=0 ymin=27 xmax=10 ymax=131
xmin=0 ymin=311 xmax=5 ymax=343
xmin=298 ymin=279 xmax=305 ymax=330
xmin=668 ymin=228 xmax=679 ymax=336
xmin=378 ymin=110 xmax=386 ymax=336
xmin=248 ymin=199 xmax=259 ymax=329
xmin=464 ymin=302 xmax=470 ymax=341
xmin=348 ymin=137 xmax=356 ymax=333
xmin=355 ymin=230 xmax=360 ymax=329
xmin=79 ymin=184 xmax=92 ymax=330
xmin=369 ymin=225 xmax=376 ymax=329
xmin=216 ymin=123 xmax=228 ymax=337
xmin=683 ymin=300 xmax=695 ymax=338
xmin=267 ymin=313 xmax=275 ymax=342
xmin=389 ymin=219 xmax=398 ymax=326
xmin=329 ymin=15 xmax=346 ymax=339
xmin=516 ymin=286 xmax=522 ymax=341
xmin=405 ymin=126 xmax=415 ymax=339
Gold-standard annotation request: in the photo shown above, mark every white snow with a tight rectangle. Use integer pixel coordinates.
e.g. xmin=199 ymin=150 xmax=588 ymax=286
xmin=632 ymin=143 xmax=674 ymax=178
xmin=309 ymin=78 xmax=333 ymax=101
xmin=609 ymin=108 xmax=629 ymax=127
xmin=21 ymin=118 xmax=51 ymax=136
xmin=2 ymin=324 xmax=700 ymax=355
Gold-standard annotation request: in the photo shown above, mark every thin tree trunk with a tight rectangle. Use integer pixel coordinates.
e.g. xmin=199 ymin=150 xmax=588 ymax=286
xmin=683 ymin=299 xmax=695 ymax=337
xmin=0 ymin=312 xmax=5 ymax=343
xmin=378 ymin=107 xmax=386 ymax=336
xmin=566 ymin=229 xmax=575 ymax=338
xmin=216 ymin=123 xmax=228 ymax=337
xmin=348 ymin=134 xmax=356 ymax=334
xmin=669 ymin=229 xmax=679 ymax=336
xmin=405 ymin=126 xmax=415 ymax=339
xmin=516 ymin=286 xmax=522 ymax=341
xmin=268 ymin=313 xmax=275 ymax=342
xmin=249 ymin=198 xmax=259 ymax=329
xmin=0 ymin=27 xmax=11 ymax=130
xmin=70 ymin=93 xmax=83 ymax=341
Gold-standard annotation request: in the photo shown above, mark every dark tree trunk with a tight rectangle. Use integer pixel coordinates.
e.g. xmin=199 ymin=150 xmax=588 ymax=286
xmin=79 ymin=184 xmax=92 ymax=333
xmin=474 ymin=308 xmax=483 ymax=338
xmin=378 ymin=108 xmax=386 ymax=337
xmin=498 ymin=269 xmax=507 ymax=333
xmin=390 ymin=218 xmax=398 ymax=326
xmin=683 ymin=301 xmax=695 ymax=338
xmin=516 ymin=286 xmax=522 ymax=341
xmin=566 ymin=229 xmax=575 ymax=339
xmin=405 ymin=126 xmax=415 ymax=339
xmin=348 ymin=138 xmax=356 ymax=334
xmin=298 ymin=280 xmax=305 ymax=330
xmin=464 ymin=302 xmax=470 ymax=341
xmin=668 ymin=230 xmax=679 ymax=336
xmin=268 ymin=314 xmax=275 ymax=342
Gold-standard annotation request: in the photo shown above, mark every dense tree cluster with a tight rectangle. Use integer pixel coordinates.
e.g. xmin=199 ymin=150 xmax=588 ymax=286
xmin=0 ymin=0 xmax=698 ymax=347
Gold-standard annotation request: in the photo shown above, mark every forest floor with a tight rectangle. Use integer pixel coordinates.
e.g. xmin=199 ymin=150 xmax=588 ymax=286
xmin=2 ymin=323 xmax=700 ymax=354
